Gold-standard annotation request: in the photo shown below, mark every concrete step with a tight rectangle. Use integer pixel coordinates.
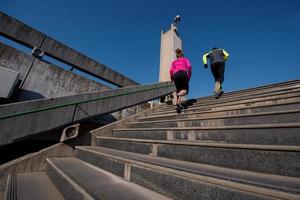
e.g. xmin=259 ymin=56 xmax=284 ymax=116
xmin=95 ymin=136 xmax=300 ymax=178
xmin=127 ymin=109 xmax=300 ymax=128
xmin=157 ymin=89 xmax=300 ymax=114
xmin=185 ymin=79 xmax=300 ymax=103
xmin=112 ymin=123 xmax=300 ymax=145
xmin=163 ymin=79 xmax=300 ymax=107
xmin=154 ymin=92 xmax=300 ymax=116
xmin=3 ymin=174 xmax=16 ymax=200
xmin=46 ymin=157 xmax=170 ymax=200
xmin=75 ymin=146 xmax=300 ymax=200
xmin=15 ymin=172 xmax=65 ymax=200
xmin=4 ymin=172 xmax=65 ymax=200
xmin=140 ymin=101 xmax=300 ymax=122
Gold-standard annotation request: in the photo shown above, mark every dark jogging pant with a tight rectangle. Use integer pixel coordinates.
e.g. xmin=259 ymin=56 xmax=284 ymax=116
xmin=211 ymin=62 xmax=225 ymax=84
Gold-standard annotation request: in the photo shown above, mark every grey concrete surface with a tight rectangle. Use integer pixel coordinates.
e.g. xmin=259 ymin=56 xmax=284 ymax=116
xmin=0 ymin=42 xmax=109 ymax=101
xmin=19 ymin=58 xmax=109 ymax=100
xmin=17 ymin=172 xmax=65 ymax=200
xmin=0 ymin=42 xmax=34 ymax=81
xmin=46 ymin=158 xmax=93 ymax=200
xmin=0 ymin=12 xmax=45 ymax=48
xmin=0 ymin=67 xmax=19 ymax=98
xmin=130 ymin=165 xmax=272 ymax=200
xmin=97 ymin=138 xmax=153 ymax=155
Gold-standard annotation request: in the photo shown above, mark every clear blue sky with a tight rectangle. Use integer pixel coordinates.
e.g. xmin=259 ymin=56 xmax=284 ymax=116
xmin=1 ymin=0 xmax=300 ymax=98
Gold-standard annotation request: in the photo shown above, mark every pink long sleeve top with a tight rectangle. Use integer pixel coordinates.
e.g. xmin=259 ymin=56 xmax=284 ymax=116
xmin=169 ymin=57 xmax=192 ymax=81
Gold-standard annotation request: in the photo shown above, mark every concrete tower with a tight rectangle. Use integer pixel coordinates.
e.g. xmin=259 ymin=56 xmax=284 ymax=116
xmin=159 ymin=17 xmax=182 ymax=82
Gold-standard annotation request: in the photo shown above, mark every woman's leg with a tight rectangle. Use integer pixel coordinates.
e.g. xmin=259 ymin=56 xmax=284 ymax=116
xmin=177 ymin=89 xmax=187 ymax=105
xmin=173 ymin=91 xmax=178 ymax=105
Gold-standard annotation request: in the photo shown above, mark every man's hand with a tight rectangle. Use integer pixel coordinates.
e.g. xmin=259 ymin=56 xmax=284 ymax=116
xmin=204 ymin=64 xmax=208 ymax=69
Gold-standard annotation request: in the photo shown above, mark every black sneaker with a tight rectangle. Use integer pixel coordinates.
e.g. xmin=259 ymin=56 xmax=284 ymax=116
xmin=214 ymin=90 xmax=224 ymax=99
xmin=176 ymin=105 xmax=182 ymax=114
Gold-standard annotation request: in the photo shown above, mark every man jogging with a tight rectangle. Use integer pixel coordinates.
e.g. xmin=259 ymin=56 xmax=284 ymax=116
xmin=203 ymin=47 xmax=229 ymax=98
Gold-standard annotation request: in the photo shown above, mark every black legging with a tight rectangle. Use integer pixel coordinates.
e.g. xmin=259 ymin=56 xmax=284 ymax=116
xmin=210 ymin=62 xmax=225 ymax=84
xmin=173 ymin=70 xmax=189 ymax=93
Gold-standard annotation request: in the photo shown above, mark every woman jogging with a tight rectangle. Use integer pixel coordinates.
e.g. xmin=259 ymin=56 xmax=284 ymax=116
xmin=169 ymin=48 xmax=192 ymax=113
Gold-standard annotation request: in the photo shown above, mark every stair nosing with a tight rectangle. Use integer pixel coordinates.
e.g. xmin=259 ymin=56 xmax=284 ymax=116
xmin=95 ymin=136 xmax=300 ymax=151
xmin=127 ymin=109 xmax=300 ymax=125
xmin=113 ymin=122 xmax=300 ymax=131
xmin=46 ymin=158 xmax=94 ymax=200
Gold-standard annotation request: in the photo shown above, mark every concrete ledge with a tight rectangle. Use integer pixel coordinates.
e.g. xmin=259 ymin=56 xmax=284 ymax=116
xmin=0 ymin=143 xmax=73 ymax=193
xmin=0 ymin=82 xmax=175 ymax=147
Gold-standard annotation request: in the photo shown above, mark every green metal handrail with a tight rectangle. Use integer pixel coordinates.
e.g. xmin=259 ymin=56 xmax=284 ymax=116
xmin=0 ymin=84 xmax=173 ymax=120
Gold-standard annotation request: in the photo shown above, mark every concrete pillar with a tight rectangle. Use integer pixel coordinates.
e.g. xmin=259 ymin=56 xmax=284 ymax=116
xmin=159 ymin=24 xmax=182 ymax=82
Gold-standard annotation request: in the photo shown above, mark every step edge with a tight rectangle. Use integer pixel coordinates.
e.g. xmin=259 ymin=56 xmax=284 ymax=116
xmin=127 ymin=109 xmax=300 ymax=125
xmin=46 ymin=158 xmax=94 ymax=200
xmin=112 ymin=122 xmax=300 ymax=131
xmin=95 ymin=137 xmax=300 ymax=151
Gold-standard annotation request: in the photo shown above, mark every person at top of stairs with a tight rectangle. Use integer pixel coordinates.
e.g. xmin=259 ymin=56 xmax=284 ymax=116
xmin=203 ymin=47 xmax=229 ymax=98
xmin=169 ymin=48 xmax=192 ymax=113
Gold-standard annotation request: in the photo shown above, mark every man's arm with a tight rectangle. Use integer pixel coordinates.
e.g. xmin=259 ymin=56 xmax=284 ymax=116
xmin=203 ymin=53 xmax=209 ymax=68
xmin=223 ymin=50 xmax=229 ymax=61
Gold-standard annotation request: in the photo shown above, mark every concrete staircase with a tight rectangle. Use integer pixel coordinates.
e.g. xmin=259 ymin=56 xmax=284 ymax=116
xmin=4 ymin=80 xmax=300 ymax=200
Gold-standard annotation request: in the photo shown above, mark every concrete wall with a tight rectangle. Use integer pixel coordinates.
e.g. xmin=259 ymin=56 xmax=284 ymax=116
xmin=159 ymin=24 xmax=182 ymax=82
xmin=0 ymin=42 xmax=110 ymax=101
xmin=0 ymin=81 xmax=175 ymax=147
xmin=0 ymin=143 xmax=74 ymax=197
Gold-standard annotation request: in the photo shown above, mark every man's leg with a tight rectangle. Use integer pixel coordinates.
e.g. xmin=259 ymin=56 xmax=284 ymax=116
xmin=217 ymin=63 xmax=225 ymax=94
xmin=210 ymin=65 xmax=220 ymax=94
